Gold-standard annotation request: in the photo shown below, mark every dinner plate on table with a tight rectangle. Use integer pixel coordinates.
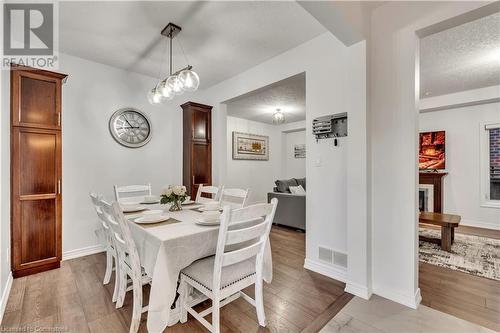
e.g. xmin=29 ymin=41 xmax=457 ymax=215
xmin=122 ymin=204 xmax=147 ymax=213
xmin=182 ymin=200 xmax=195 ymax=205
xmin=195 ymin=218 xmax=220 ymax=226
xmin=135 ymin=214 xmax=170 ymax=224
xmin=141 ymin=196 xmax=160 ymax=204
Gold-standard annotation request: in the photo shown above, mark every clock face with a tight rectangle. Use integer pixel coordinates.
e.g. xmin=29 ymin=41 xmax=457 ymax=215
xmin=109 ymin=108 xmax=152 ymax=148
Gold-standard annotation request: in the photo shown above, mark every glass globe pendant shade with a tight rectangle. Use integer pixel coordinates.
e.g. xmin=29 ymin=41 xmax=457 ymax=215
xmin=178 ymin=69 xmax=200 ymax=92
xmin=158 ymin=79 xmax=174 ymax=100
xmin=166 ymin=75 xmax=184 ymax=95
xmin=272 ymin=109 xmax=285 ymax=125
xmin=147 ymin=87 xmax=162 ymax=105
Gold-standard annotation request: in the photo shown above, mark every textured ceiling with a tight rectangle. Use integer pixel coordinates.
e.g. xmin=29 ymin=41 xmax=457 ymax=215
xmin=225 ymin=73 xmax=305 ymax=125
xmin=59 ymin=1 xmax=325 ymax=89
xmin=420 ymin=12 xmax=500 ymax=98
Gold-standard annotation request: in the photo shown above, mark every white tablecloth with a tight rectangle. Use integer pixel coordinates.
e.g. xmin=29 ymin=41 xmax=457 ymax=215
xmin=127 ymin=205 xmax=273 ymax=333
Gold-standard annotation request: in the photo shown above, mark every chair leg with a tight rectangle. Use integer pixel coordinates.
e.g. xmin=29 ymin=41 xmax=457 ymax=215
xmin=212 ymin=298 xmax=221 ymax=333
xmin=255 ymin=278 xmax=266 ymax=327
xmin=103 ymin=246 xmax=113 ymax=285
xmin=112 ymin=256 xmax=120 ymax=302
xmin=116 ymin=264 xmax=127 ymax=308
xmin=179 ymin=278 xmax=188 ymax=323
xmin=129 ymin=276 xmax=143 ymax=333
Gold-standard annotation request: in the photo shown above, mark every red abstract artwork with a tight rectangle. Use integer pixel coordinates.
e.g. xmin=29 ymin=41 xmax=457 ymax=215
xmin=419 ymin=131 xmax=445 ymax=170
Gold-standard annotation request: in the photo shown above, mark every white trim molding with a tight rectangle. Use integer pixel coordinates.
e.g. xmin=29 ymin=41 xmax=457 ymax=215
xmin=304 ymin=258 xmax=347 ymax=283
xmin=460 ymin=218 xmax=500 ymax=231
xmin=62 ymin=244 xmax=105 ymax=261
xmin=373 ymin=284 xmax=422 ymax=309
xmin=0 ymin=272 xmax=13 ymax=324
xmin=345 ymin=281 xmax=372 ymax=299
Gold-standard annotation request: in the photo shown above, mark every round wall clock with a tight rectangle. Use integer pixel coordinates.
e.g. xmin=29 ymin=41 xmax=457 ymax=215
xmin=109 ymin=108 xmax=152 ymax=148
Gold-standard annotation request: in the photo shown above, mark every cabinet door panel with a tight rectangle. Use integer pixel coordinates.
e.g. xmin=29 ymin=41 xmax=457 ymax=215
xmin=19 ymin=131 xmax=57 ymax=195
xmin=192 ymin=110 xmax=209 ymax=141
xmin=11 ymin=68 xmax=63 ymax=130
xmin=20 ymin=199 xmax=57 ymax=264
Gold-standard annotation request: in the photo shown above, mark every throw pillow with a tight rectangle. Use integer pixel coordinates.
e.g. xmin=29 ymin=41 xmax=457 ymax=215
xmin=290 ymin=185 xmax=306 ymax=195
xmin=294 ymin=177 xmax=306 ymax=190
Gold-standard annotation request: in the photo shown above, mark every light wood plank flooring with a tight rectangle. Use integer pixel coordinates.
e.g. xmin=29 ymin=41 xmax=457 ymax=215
xmin=1 ymin=226 xmax=351 ymax=333
xmin=419 ymin=226 xmax=500 ymax=332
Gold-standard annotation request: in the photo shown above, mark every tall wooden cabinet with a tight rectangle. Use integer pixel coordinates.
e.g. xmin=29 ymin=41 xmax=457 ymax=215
xmin=181 ymin=102 xmax=212 ymax=197
xmin=10 ymin=64 xmax=67 ymax=277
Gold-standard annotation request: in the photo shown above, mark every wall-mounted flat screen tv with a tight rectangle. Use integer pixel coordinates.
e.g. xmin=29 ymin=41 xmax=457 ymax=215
xmin=419 ymin=131 xmax=445 ymax=170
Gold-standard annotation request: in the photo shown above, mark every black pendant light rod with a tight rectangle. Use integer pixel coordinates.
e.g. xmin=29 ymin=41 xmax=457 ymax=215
xmin=161 ymin=22 xmax=182 ymax=76
xmin=169 ymin=32 xmax=172 ymax=76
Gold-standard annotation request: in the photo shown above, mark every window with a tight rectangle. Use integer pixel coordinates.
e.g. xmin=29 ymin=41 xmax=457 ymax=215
xmin=480 ymin=122 xmax=500 ymax=208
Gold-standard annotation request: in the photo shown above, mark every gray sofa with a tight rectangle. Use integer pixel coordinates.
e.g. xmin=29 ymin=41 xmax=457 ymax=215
xmin=267 ymin=178 xmax=306 ymax=231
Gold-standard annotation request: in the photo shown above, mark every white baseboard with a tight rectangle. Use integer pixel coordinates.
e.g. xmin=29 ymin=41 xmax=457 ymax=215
xmin=460 ymin=218 xmax=500 ymax=231
xmin=62 ymin=244 xmax=105 ymax=261
xmin=304 ymin=258 xmax=347 ymax=283
xmin=373 ymin=284 xmax=422 ymax=309
xmin=345 ymin=281 xmax=372 ymax=299
xmin=0 ymin=272 xmax=13 ymax=325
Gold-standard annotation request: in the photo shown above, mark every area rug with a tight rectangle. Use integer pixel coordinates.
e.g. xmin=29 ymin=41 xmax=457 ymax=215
xmin=419 ymin=227 xmax=500 ymax=281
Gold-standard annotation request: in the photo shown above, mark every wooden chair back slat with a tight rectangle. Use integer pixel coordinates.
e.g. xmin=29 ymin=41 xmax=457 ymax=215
xmin=220 ymin=188 xmax=249 ymax=208
xmin=225 ymin=220 xmax=268 ymax=246
xmin=195 ymin=184 xmax=223 ymax=203
xmin=114 ymin=183 xmax=152 ymax=203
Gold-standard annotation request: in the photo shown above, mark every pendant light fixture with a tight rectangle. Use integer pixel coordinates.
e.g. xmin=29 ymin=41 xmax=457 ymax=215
xmin=148 ymin=23 xmax=200 ymax=104
xmin=272 ymin=108 xmax=285 ymax=125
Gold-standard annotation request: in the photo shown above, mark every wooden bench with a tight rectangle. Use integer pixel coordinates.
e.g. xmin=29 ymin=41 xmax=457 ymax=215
xmin=419 ymin=212 xmax=461 ymax=252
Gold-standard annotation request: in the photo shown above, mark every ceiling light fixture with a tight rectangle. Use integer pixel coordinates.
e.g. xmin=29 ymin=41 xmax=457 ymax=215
xmin=148 ymin=22 xmax=200 ymax=105
xmin=272 ymin=108 xmax=285 ymax=125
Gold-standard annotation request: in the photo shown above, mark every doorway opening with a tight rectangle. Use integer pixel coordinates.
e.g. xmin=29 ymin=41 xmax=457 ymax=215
xmin=416 ymin=8 xmax=500 ymax=330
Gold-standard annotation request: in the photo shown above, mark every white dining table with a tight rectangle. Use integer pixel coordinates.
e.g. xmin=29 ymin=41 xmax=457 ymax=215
xmin=125 ymin=203 xmax=273 ymax=333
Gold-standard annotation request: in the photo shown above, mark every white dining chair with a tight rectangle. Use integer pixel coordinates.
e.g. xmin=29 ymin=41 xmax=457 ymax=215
xmin=220 ymin=188 xmax=249 ymax=208
xmin=100 ymin=199 xmax=152 ymax=333
xmin=195 ymin=184 xmax=223 ymax=203
xmin=179 ymin=198 xmax=278 ymax=333
xmin=114 ymin=183 xmax=152 ymax=204
xmin=89 ymin=192 xmax=120 ymax=301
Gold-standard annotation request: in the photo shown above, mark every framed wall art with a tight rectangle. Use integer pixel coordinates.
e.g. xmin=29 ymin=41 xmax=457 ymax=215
xmin=232 ymin=132 xmax=269 ymax=160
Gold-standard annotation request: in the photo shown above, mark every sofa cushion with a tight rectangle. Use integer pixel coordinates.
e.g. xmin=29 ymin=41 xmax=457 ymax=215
xmin=294 ymin=178 xmax=306 ymax=190
xmin=275 ymin=179 xmax=298 ymax=193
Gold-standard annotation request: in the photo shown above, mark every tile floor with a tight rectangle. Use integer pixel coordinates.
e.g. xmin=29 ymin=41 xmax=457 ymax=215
xmin=320 ymin=295 xmax=495 ymax=333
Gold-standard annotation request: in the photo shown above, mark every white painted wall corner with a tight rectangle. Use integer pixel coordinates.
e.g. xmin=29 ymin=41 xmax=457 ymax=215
xmin=0 ymin=271 xmax=13 ymax=325
xmin=345 ymin=281 xmax=372 ymax=299
xmin=373 ymin=284 xmax=422 ymax=309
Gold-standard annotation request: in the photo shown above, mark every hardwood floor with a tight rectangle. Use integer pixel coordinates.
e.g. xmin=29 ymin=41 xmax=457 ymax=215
xmin=419 ymin=226 xmax=500 ymax=332
xmin=1 ymin=226 xmax=351 ymax=333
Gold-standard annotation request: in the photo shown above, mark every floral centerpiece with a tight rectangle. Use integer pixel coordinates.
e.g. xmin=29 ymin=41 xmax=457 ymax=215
xmin=160 ymin=185 xmax=188 ymax=211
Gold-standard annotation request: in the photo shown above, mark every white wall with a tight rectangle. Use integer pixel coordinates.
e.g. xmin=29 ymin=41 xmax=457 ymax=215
xmin=194 ymin=32 xmax=367 ymax=291
xmin=369 ymin=1 xmax=489 ymax=308
xmin=226 ymin=116 xmax=283 ymax=203
xmin=1 ymin=53 xmax=185 ymax=265
xmin=420 ymin=102 xmax=500 ymax=229
xmin=283 ymin=130 xmax=306 ymax=179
